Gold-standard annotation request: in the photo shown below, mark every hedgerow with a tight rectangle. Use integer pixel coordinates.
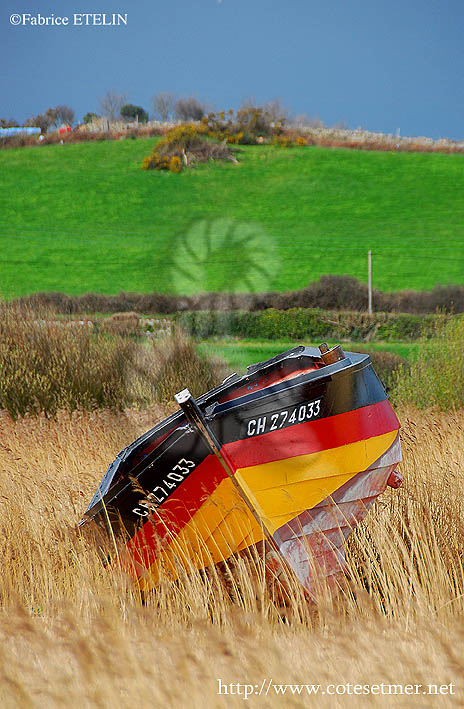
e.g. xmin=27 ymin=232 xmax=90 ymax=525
xmin=16 ymin=277 xmax=464 ymax=315
xmin=174 ymin=308 xmax=447 ymax=342
xmin=0 ymin=123 xmax=164 ymax=149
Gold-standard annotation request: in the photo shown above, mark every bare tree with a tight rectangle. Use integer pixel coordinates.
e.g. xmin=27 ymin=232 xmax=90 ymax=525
xmin=24 ymin=113 xmax=53 ymax=133
xmin=174 ymin=96 xmax=206 ymax=122
xmin=332 ymin=118 xmax=349 ymax=130
xmin=262 ymin=98 xmax=289 ymax=124
xmin=291 ymin=113 xmax=326 ymax=129
xmin=152 ymin=92 xmax=175 ymax=122
xmin=98 ymin=90 xmax=127 ymax=122
xmin=45 ymin=107 xmax=59 ymax=127
xmin=22 ymin=106 xmax=72 ymax=133
xmin=55 ymin=105 xmax=75 ymax=125
xmin=0 ymin=117 xmax=18 ymax=128
xmin=23 ymin=107 xmax=59 ymax=133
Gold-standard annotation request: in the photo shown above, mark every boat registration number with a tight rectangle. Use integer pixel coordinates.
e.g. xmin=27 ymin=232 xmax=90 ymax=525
xmin=132 ymin=457 xmax=196 ymax=517
xmin=244 ymin=398 xmax=322 ymax=438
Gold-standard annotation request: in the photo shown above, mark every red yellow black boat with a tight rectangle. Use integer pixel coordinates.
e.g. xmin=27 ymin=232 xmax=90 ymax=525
xmin=80 ymin=344 xmax=402 ymax=596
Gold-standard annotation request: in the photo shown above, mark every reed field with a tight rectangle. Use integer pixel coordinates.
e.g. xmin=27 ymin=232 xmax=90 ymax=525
xmin=0 ymin=406 xmax=463 ymax=707
xmin=0 ymin=308 xmax=463 ymax=706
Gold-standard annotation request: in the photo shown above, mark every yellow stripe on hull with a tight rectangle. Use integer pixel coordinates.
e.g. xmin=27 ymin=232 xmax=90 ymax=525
xmin=138 ymin=430 xmax=396 ymax=589
xmin=138 ymin=477 xmax=260 ymax=589
xmin=236 ymin=430 xmax=397 ymax=532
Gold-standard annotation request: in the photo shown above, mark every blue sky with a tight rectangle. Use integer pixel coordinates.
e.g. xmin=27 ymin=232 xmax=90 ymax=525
xmin=2 ymin=0 xmax=463 ymax=139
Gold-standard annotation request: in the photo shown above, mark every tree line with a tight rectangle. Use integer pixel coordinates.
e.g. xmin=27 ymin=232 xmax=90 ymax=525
xmin=1 ymin=92 xmax=211 ymax=132
xmin=1 ymin=91 xmax=328 ymax=132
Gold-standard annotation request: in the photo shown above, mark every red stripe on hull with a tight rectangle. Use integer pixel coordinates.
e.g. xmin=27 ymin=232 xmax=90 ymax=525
xmin=128 ymin=454 xmax=226 ymax=567
xmin=128 ymin=402 xmax=399 ymax=569
xmin=224 ymin=399 xmax=399 ymax=468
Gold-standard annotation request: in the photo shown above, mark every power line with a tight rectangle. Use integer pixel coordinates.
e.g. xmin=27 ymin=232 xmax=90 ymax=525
xmin=0 ymin=228 xmax=464 ymax=252
xmin=1 ymin=236 xmax=464 ymax=257
xmin=0 ymin=254 xmax=463 ymax=267
xmin=1 ymin=224 xmax=464 ymax=245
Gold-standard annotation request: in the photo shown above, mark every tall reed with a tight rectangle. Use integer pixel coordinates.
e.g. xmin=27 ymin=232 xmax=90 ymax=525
xmin=0 ymin=408 xmax=462 ymax=705
xmin=391 ymin=316 xmax=464 ymax=409
xmin=0 ymin=305 xmax=226 ymax=417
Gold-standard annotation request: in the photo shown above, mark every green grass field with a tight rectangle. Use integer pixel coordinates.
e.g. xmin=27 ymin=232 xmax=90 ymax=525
xmin=1 ymin=138 xmax=463 ymax=297
xmin=198 ymin=338 xmax=418 ymax=374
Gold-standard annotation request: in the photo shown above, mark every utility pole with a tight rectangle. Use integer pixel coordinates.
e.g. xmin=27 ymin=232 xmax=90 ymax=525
xmin=368 ymin=249 xmax=372 ymax=314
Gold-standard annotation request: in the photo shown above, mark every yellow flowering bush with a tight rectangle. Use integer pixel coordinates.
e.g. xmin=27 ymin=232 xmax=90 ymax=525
xmin=169 ymin=155 xmax=182 ymax=173
xmin=141 ymin=123 xmax=236 ymax=172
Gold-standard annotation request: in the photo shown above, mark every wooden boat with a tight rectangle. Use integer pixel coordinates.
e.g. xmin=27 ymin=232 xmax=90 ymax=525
xmin=80 ymin=344 xmax=402 ymax=596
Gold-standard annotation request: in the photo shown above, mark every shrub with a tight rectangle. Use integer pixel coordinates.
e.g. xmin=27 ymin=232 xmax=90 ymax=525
xmin=289 ymin=275 xmax=372 ymax=311
xmin=390 ymin=316 xmax=464 ymax=409
xmin=120 ymin=104 xmax=149 ymax=123
xmin=352 ymin=348 xmax=409 ymax=392
xmin=0 ymin=124 xmax=165 ymax=150
xmin=174 ymin=97 xmax=206 ymax=122
xmin=0 ymin=117 xmax=18 ymax=128
xmin=169 ymin=155 xmax=182 ymax=173
xmin=235 ymin=104 xmax=285 ymax=137
xmin=204 ymin=104 xmax=286 ymax=144
xmin=272 ymin=135 xmax=292 ymax=147
xmin=0 ymin=306 xmax=226 ymax=417
xmin=150 ymin=328 xmax=228 ymax=402
xmin=0 ymin=135 xmax=28 ymax=149
xmin=141 ymin=124 xmax=237 ymax=172
xmin=156 ymin=123 xmax=208 ymax=152
xmin=13 ymin=277 xmax=464 ymax=317
xmin=0 ymin=304 xmax=146 ymax=417
xmin=142 ymin=153 xmax=170 ymax=171
xmin=14 ymin=290 xmax=179 ymax=314
xmin=101 ymin=312 xmax=141 ymax=336
xmin=255 ymin=275 xmax=464 ymax=315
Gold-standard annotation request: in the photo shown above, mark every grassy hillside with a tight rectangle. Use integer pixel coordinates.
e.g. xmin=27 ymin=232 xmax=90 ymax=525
xmin=1 ymin=138 xmax=463 ymax=297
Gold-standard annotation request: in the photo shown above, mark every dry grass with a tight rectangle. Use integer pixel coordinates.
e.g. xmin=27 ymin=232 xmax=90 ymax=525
xmin=0 ymin=407 xmax=463 ymax=706
xmin=0 ymin=303 xmax=147 ymax=417
xmin=391 ymin=316 xmax=464 ymax=409
xmin=152 ymin=327 xmax=229 ymax=401
xmin=0 ymin=305 xmax=227 ymax=417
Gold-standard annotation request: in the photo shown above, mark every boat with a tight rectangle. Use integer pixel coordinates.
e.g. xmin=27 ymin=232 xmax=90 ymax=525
xmin=79 ymin=344 xmax=402 ymax=597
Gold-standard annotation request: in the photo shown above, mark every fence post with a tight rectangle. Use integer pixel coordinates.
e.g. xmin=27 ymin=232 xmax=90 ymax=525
xmin=368 ymin=249 xmax=372 ymax=314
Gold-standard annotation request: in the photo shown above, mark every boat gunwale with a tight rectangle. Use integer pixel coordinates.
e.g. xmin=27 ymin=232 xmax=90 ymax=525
xmin=120 ymin=348 xmax=371 ymax=461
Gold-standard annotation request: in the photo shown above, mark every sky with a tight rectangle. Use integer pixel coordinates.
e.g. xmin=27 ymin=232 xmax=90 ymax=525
xmin=1 ymin=0 xmax=464 ymax=140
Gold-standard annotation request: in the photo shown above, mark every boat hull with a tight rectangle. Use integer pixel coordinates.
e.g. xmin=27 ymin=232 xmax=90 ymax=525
xmin=80 ymin=347 xmax=401 ymax=595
